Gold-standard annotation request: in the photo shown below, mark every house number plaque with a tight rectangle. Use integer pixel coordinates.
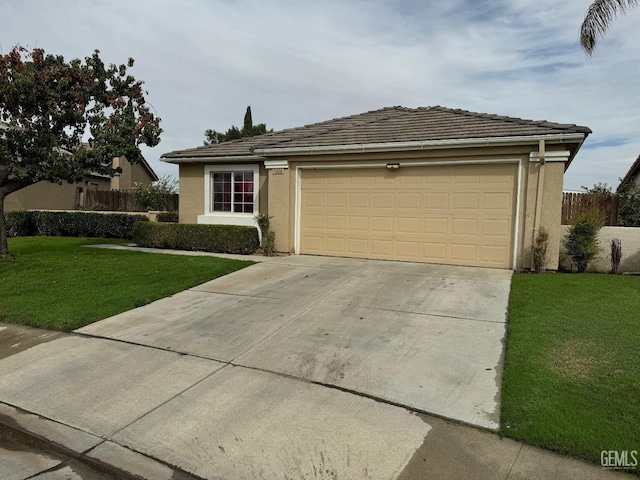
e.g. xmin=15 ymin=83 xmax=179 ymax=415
xmin=272 ymin=168 xmax=284 ymax=175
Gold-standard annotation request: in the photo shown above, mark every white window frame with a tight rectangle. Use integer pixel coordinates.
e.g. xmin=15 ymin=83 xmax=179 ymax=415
xmin=198 ymin=164 xmax=260 ymax=228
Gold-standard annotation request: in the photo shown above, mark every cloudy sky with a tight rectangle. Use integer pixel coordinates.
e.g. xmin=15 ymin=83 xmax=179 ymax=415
xmin=3 ymin=0 xmax=639 ymax=191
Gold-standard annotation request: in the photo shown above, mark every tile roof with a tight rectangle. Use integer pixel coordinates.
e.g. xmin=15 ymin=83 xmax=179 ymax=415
xmin=162 ymin=106 xmax=591 ymax=160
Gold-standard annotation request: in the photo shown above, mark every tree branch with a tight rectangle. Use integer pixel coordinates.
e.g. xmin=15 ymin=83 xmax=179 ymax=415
xmin=0 ymin=177 xmax=33 ymax=196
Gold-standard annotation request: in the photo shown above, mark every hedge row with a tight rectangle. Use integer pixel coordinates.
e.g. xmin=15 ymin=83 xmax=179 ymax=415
xmin=133 ymin=222 xmax=259 ymax=255
xmin=156 ymin=212 xmax=179 ymax=223
xmin=5 ymin=211 xmax=148 ymax=239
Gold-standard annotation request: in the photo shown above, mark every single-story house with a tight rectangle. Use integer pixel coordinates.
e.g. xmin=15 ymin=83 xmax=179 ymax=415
xmin=162 ymin=106 xmax=591 ymax=270
xmin=618 ymin=154 xmax=640 ymax=190
xmin=5 ymin=154 xmax=158 ymax=212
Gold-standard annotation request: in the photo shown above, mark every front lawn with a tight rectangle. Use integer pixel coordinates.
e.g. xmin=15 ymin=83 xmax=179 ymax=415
xmin=0 ymin=237 xmax=254 ymax=331
xmin=502 ymin=273 xmax=640 ymax=468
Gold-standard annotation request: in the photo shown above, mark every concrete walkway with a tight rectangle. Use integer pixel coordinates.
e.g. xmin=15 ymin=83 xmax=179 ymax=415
xmin=0 ymin=254 xmax=635 ymax=479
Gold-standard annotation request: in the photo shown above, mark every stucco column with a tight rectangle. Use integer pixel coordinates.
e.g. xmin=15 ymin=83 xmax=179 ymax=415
xmin=264 ymin=160 xmax=291 ymax=252
xmin=526 ymin=150 xmax=570 ymax=271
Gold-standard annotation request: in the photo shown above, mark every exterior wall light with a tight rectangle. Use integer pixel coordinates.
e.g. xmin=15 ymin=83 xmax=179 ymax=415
xmin=386 ymin=163 xmax=400 ymax=170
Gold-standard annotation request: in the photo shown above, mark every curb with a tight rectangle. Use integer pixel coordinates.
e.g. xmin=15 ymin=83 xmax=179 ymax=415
xmin=0 ymin=402 xmax=202 ymax=480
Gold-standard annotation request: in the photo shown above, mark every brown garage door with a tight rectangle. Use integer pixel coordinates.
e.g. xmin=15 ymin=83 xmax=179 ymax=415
xmin=299 ymin=163 xmax=518 ymax=268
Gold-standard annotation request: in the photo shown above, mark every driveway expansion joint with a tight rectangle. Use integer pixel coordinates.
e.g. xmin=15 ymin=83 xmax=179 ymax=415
xmin=505 ymin=443 xmax=524 ymax=479
xmin=334 ymin=303 xmax=508 ymax=324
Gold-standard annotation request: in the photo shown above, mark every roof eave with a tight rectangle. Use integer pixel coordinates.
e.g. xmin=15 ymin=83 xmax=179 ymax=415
xmin=161 ymin=154 xmax=264 ymax=165
xmin=254 ymin=133 xmax=589 ymax=157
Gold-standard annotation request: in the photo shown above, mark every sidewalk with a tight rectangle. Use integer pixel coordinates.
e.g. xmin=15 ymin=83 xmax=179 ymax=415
xmin=86 ymin=243 xmax=279 ymax=262
xmin=0 ymin=323 xmax=633 ymax=480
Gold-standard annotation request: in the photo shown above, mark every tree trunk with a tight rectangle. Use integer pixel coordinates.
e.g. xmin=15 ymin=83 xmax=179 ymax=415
xmin=0 ymin=193 xmax=7 ymax=257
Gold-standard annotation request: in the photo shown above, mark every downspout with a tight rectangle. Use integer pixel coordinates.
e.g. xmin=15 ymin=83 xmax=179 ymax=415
xmin=531 ymin=139 xmax=546 ymax=270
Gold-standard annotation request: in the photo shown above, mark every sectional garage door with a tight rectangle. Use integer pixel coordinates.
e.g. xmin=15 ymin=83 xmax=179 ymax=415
xmin=299 ymin=163 xmax=518 ymax=268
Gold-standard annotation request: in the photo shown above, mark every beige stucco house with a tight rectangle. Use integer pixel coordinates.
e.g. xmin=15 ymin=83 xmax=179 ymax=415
xmin=162 ymin=106 xmax=590 ymax=270
xmin=5 ymin=154 xmax=158 ymax=212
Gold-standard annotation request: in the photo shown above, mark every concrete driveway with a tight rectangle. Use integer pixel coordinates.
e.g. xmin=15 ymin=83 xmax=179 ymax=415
xmin=79 ymin=255 xmax=511 ymax=429
xmin=0 ymin=256 xmax=516 ymax=479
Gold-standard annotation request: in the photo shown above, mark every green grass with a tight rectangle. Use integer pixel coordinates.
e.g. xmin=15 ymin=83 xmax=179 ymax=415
xmin=502 ymin=273 xmax=640 ymax=468
xmin=0 ymin=237 xmax=254 ymax=331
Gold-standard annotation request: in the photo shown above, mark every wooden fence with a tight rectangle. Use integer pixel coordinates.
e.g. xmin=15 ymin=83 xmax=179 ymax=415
xmin=561 ymin=192 xmax=619 ymax=226
xmin=84 ymin=189 xmax=179 ymax=212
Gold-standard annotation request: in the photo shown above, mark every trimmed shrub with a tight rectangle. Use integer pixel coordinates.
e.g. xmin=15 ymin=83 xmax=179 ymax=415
xmin=156 ymin=212 xmax=179 ymax=223
xmin=133 ymin=222 xmax=259 ymax=255
xmin=562 ymin=212 xmax=603 ymax=273
xmin=5 ymin=211 xmax=147 ymax=239
xmin=6 ymin=211 xmax=38 ymax=237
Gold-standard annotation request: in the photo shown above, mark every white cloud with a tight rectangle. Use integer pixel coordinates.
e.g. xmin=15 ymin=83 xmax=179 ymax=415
xmin=2 ymin=0 xmax=639 ymax=190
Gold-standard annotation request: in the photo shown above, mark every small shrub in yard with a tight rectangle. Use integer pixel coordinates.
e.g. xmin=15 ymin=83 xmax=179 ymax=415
xmin=5 ymin=211 xmax=147 ymax=239
xmin=532 ymin=227 xmax=549 ymax=273
xmin=562 ymin=212 xmax=603 ymax=273
xmin=610 ymin=238 xmax=622 ymax=274
xmin=156 ymin=212 xmax=179 ymax=223
xmin=133 ymin=222 xmax=259 ymax=254
xmin=255 ymin=213 xmax=276 ymax=256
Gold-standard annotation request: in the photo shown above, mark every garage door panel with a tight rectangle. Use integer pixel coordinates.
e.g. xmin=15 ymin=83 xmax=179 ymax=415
xmin=326 ymin=193 xmax=347 ymax=208
xmin=483 ymin=192 xmax=512 ymax=211
xmin=451 ymin=244 xmax=478 ymax=262
xmin=482 ymin=219 xmax=510 ymax=237
xmin=396 ymin=241 xmax=420 ymax=259
xmin=349 ymin=193 xmax=370 ymax=208
xmin=452 ymin=218 xmax=478 ymax=236
xmin=348 ymin=175 xmax=372 ymax=185
xmin=397 ymin=217 xmax=420 ymax=233
xmin=423 ymin=217 xmax=448 ymax=235
xmin=326 ymin=215 xmax=346 ymax=230
xmin=303 ymin=192 xmax=324 ymax=207
xmin=304 ymin=214 xmax=324 ymax=230
xmin=347 ymin=238 xmax=369 ymax=254
xmin=371 ymin=240 xmax=393 ymax=256
xmin=373 ymin=193 xmax=394 ymax=208
xmin=302 ymin=235 xmax=324 ymax=251
xmin=453 ymin=193 xmax=480 ymax=210
xmin=453 ymin=172 xmax=481 ymax=184
xmin=398 ymin=175 xmax=423 ymax=185
xmin=300 ymin=164 xmax=516 ymax=268
xmin=373 ymin=174 xmax=397 ymax=185
xmin=482 ymin=246 xmax=509 ymax=265
xmin=422 ymin=242 xmax=448 ymax=261
xmin=397 ymin=193 xmax=421 ymax=209
xmin=325 ymin=237 xmax=345 ymax=253
xmin=372 ymin=217 xmax=394 ymax=233
xmin=348 ymin=216 xmax=369 ymax=231
xmin=426 ymin=173 xmax=450 ymax=184
xmin=425 ymin=193 xmax=449 ymax=209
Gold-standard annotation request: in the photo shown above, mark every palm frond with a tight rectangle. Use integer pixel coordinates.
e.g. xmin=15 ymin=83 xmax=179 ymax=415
xmin=580 ymin=0 xmax=638 ymax=55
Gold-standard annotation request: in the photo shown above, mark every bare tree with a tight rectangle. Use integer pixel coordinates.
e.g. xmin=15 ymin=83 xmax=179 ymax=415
xmin=580 ymin=0 xmax=638 ymax=55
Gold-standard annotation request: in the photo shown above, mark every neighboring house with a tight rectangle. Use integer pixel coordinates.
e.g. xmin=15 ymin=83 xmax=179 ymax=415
xmin=618 ymin=154 xmax=640 ymax=190
xmin=162 ymin=106 xmax=590 ymax=270
xmin=5 ymin=154 xmax=158 ymax=212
